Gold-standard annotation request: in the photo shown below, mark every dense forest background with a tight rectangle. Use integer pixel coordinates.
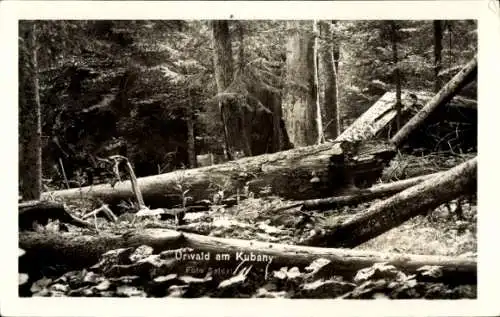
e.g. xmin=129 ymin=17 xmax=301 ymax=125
xmin=20 ymin=20 xmax=477 ymax=189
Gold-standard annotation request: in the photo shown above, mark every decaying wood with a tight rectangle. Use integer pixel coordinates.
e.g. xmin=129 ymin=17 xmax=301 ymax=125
xmin=42 ymin=139 xmax=396 ymax=207
xmin=19 ymin=200 xmax=93 ymax=230
xmin=19 ymin=228 xmax=476 ymax=284
xmin=300 ymin=172 xmax=440 ymax=211
xmin=337 ymin=89 xmax=477 ymax=143
xmin=302 ymin=157 xmax=477 ymax=248
xmin=391 ymin=56 xmax=477 ymax=146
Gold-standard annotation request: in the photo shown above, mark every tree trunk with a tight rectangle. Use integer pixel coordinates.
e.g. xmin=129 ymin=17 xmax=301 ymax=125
xmin=19 ymin=22 xmax=42 ymax=201
xmin=312 ymin=20 xmax=324 ymax=144
xmin=236 ymin=21 xmax=245 ymax=75
xmin=271 ymin=93 xmax=285 ymax=152
xmin=235 ymin=21 xmax=253 ymax=157
xmin=212 ymin=21 xmax=236 ymax=160
xmin=42 ymin=139 xmax=396 ymax=207
xmin=282 ymin=21 xmax=318 ymax=147
xmin=211 ymin=20 xmax=252 ymax=159
xmin=319 ymin=21 xmax=339 ymax=140
xmin=389 ymin=21 xmax=402 ymax=131
xmin=19 ymin=228 xmax=476 ymax=284
xmin=186 ymin=88 xmax=196 ymax=168
xmin=300 ymin=171 xmax=440 ymax=211
xmin=333 ymin=41 xmax=341 ymax=136
xmin=433 ymin=20 xmax=443 ymax=93
xmin=302 ymin=157 xmax=477 ymax=248
xmin=391 ymin=56 xmax=477 ymax=147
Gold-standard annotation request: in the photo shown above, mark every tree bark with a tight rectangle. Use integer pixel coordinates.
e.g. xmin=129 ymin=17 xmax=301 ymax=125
xmin=19 ymin=22 xmax=42 ymax=201
xmin=319 ymin=21 xmax=339 ymax=140
xmin=211 ymin=20 xmax=252 ymax=158
xmin=312 ymin=20 xmax=324 ymax=144
xmin=433 ymin=20 xmax=443 ymax=93
xmin=302 ymin=157 xmax=477 ymax=248
xmin=390 ymin=56 xmax=477 ymax=147
xmin=42 ymin=139 xmax=396 ymax=207
xmin=235 ymin=21 xmax=253 ymax=157
xmin=271 ymin=93 xmax=285 ymax=152
xmin=212 ymin=21 xmax=238 ymax=159
xmin=333 ymin=35 xmax=341 ymax=136
xmin=236 ymin=21 xmax=245 ymax=75
xmin=282 ymin=21 xmax=318 ymax=147
xmin=19 ymin=228 xmax=476 ymax=284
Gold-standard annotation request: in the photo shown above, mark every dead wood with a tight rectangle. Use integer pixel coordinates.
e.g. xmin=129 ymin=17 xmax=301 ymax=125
xmin=42 ymin=139 xmax=396 ymax=207
xmin=301 ymin=157 xmax=476 ymax=248
xmin=19 ymin=228 xmax=476 ymax=284
xmin=391 ymin=56 xmax=477 ymax=146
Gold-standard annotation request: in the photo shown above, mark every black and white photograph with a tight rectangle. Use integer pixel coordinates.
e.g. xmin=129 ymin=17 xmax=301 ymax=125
xmin=2 ymin=0 xmax=500 ymax=316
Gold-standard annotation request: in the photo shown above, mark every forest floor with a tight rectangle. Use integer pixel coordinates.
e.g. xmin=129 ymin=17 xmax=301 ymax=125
xmin=19 ymin=152 xmax=477 ymax=298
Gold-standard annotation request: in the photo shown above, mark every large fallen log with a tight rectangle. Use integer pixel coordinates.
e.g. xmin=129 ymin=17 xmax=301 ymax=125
xmin=302 ymin=157 xmax=476 ymax=248
xmin=42 ymin=139 xmax=396 ymax=207
xmin=19 ymin=228 xmax=476 ymax=285
xmin=391 ymin=56 xmax=477 ymax=146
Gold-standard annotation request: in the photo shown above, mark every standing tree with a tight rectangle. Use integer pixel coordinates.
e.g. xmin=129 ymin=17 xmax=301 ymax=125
xmin=433 ymin=20 xmax=443 ymax=92
xmin=389 ymin=21 xmax=402 ymax=131
xmin=211 ymin=20 xmax=252 ymax=159
xmin=282 ymin=21 xmax=318 ymax=147
xmin=332 ymin=24 xmax=340 ymax=136
xmin=19 ymin=21 xmax=42 ymax=200
xmin=312 ymin=20 xmax=324 ymax=144
xmin=318 ymin=20 xmax=340 ymax=139
xmin=211 ymin=20 xmax=235 ymax=160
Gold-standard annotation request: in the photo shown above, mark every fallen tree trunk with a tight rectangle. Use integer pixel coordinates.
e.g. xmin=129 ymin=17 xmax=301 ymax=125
xmin=300 ymin=171 xmax=440 ymax=211
xmin=42 ymin=139 xmax=396 ymax=207
xmin=302 ymin=157 xmax=477 ymax=247
xmin=19 ymin=228 xmax=476 ymax=285
xmin=19 ymin=200 xmax=93 ymax=230
xmin=335 ymin=91 xmax=476 ymax=143
xmin=391 ymin=56 xmax=477 ymax=147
